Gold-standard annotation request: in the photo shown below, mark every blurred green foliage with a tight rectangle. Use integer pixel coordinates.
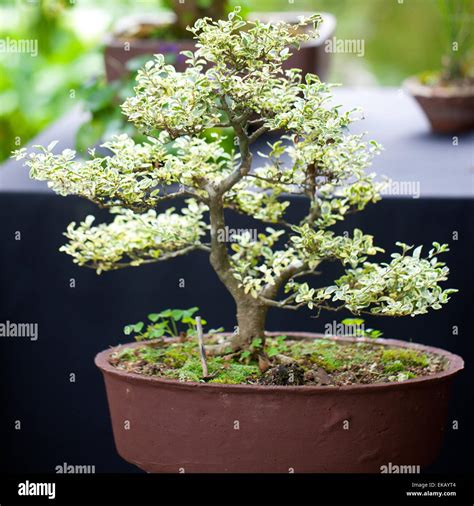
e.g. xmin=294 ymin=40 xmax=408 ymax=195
xmin=0 ymin=0 xmax=102 ymax=161
xmin=256 ymin=0 xmax=451 ymax=85
xmin=75 ymin=56 xmax=147 ymax=154
xmin=436 ymin=0 xmax=474 ymax=81
xmin=0 ymin=0 xmax=467 ymax=162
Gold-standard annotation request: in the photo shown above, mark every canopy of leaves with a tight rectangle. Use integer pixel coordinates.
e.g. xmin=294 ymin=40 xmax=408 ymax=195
xmin=14 ymin=7 xmax=456 ymax=318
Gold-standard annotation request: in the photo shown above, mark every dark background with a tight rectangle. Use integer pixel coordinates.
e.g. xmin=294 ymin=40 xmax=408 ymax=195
xmin=0 ymin=193 xmax=472 ymax=473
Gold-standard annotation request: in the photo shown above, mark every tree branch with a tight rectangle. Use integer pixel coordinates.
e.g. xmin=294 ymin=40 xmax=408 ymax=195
xmin=223 ymin=201 xmax=293 ymax=229
xmin=249 ymin=124 xmax=270 ymax=143
xmin=257 ymin=295 xmax=306 ymax=311
xmin=258 ymin=295 xmax=346 ymax=314
xmin=261 ymin=260 xmax=307 ymax=299
xmin=84 ymin=244 xmax=210 ymax=271
xmin=215 ymin=97 xmax=253 ymax=195
xmin=208 ymin=195 xmax=242 ymax=299
xmin=153 ymin=188 xmax=204 ymax=203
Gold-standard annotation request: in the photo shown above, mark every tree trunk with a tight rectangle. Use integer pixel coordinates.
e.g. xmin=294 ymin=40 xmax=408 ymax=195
xmin=229 ymin=298 xmax=268 ymax=351
xmin=207 ymin=165 xmax=268 ymax=353
xmin=205 ymin=297 xmax=268 ymax=355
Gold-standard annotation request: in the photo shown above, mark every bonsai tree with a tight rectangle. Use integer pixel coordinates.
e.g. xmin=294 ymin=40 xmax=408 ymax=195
xmin=14 ymin=8 xmax=456 ymax=355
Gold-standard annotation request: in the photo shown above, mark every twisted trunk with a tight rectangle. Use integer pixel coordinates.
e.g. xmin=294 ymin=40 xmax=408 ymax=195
xmin=207 ymin=297 xmax=268 ymax=355
xmin=207 ymin=193 xmax=269 ymax=353
xmin=206 ymin=106 xmax=269 ymax=354
xmin=233 ymin=299 xmax=268 ymax=350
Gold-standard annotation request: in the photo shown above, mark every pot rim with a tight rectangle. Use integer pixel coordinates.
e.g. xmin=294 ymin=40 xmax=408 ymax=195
xmin=403 ymin=76 xmax=474 ymax=98
xmin=105 ymin=12 xmax=336 ymax=49
xmin=95 ymin=332 xmax=464 ymax=394
xmin=248 ymin=11 xmax=336 ymax=48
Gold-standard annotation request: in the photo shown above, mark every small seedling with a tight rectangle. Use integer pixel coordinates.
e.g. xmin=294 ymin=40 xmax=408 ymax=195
xmin=123 ymin=307 xmax=223 ymax=341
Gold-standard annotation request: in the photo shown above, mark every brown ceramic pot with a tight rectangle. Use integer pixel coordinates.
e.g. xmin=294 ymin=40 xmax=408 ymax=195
xmin=404 ymin=77 xmax=474 ymax=133
xmin=104 ymin=12 xmax=336 ymax=82
xmin=95 ymin=332 xmax=463 ymax=473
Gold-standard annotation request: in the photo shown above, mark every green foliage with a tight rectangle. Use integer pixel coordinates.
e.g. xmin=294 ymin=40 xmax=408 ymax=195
xmin=256 ymin=0 xmax=449 ymax=85
xmin=239 ymin=335 xmax=295 ymax=362
xmin=0 ymin=1 xmax=101 ymax=161
xmin=239 ymin=336 xmax=263 ymax=361
xmin=381 ymin=348 xmax=429 ymax=368
xmin=341 ymin=318 xmax=383 ymax=339
xmin=60 ymin=201 xmax=207 ymax=273
xmin=17 ymin=8 xmax=457 ymax=343
xmin=364 ymin=329 xmax=383 ymax=339
xmin=75 ymin=55 xmax=166 ymax=154
xmin=340 ymin=318 xmax=364 ymax=326
xmin=123 ymin=307 xmax=222 ymax=341
xmin=312 ymin=243 xmax=457 ymax=317
xmin=266 ymin=335 xmax=289 ymax=357
xmin=437 ymin=0 xmax=474 ymax=81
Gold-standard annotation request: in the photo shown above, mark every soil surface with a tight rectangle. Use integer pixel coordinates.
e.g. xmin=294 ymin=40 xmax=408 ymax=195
xmin=109 ymin=336 xmax=448 ymax=386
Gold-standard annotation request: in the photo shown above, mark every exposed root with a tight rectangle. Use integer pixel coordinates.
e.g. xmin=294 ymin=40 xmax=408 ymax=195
xmin=205 ymin=340 xmax=238 ymax=356
xmin=275 ymin=354 xmax=295 ymax=365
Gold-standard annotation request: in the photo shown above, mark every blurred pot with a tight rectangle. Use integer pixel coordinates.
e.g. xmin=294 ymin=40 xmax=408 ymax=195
xmin=248 ymin=11 xmax=336 ymax=80
xmin=404 ymin=77 xmax=474 ymax=134
xmin=104 ymin=12 xmax=194 ymax=81
xmin=104 ymin=12 xmax=336 ymax=82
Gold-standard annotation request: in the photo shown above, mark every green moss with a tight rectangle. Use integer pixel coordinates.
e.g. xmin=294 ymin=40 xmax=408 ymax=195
xmin=384 ymin=360 xmax=405 ymax=373
xmin=115 ymin=348 xmax=138 ymax=362
xmin=287 ymin=339 xmax=336 ymax=359
xmin=389 ymin=371 xmax=417 ymax=382
xmin=167 ymin=355 xmax=259 ymax=384
xmin=381 ymin=348 xmax=428 ymax=368
xmin=162 ymin=346 xmax=191 ymax=368
xmin=174 ymin=358 xmax=210 ymax=382
xmin=290 ymin=340 xmax=345 ymax=372
xmin=266 ymin=335 xmax=289 ymax=357
xmin=139 ymin=346 xmax=165 ymax=363
xmin=112 ymin=338 xmax=442 ymax=386
xmin=309 ymin=352 xmax=343 ymax=372
xmin=209 ymin=363 xmax=259 ymax=384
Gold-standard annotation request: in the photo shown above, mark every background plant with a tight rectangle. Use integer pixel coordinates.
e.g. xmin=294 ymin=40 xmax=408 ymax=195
xmin=0 ymin=0 xmax=102 ymax=161
xmin=437 ymin=0 xmax=474 ymax=82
